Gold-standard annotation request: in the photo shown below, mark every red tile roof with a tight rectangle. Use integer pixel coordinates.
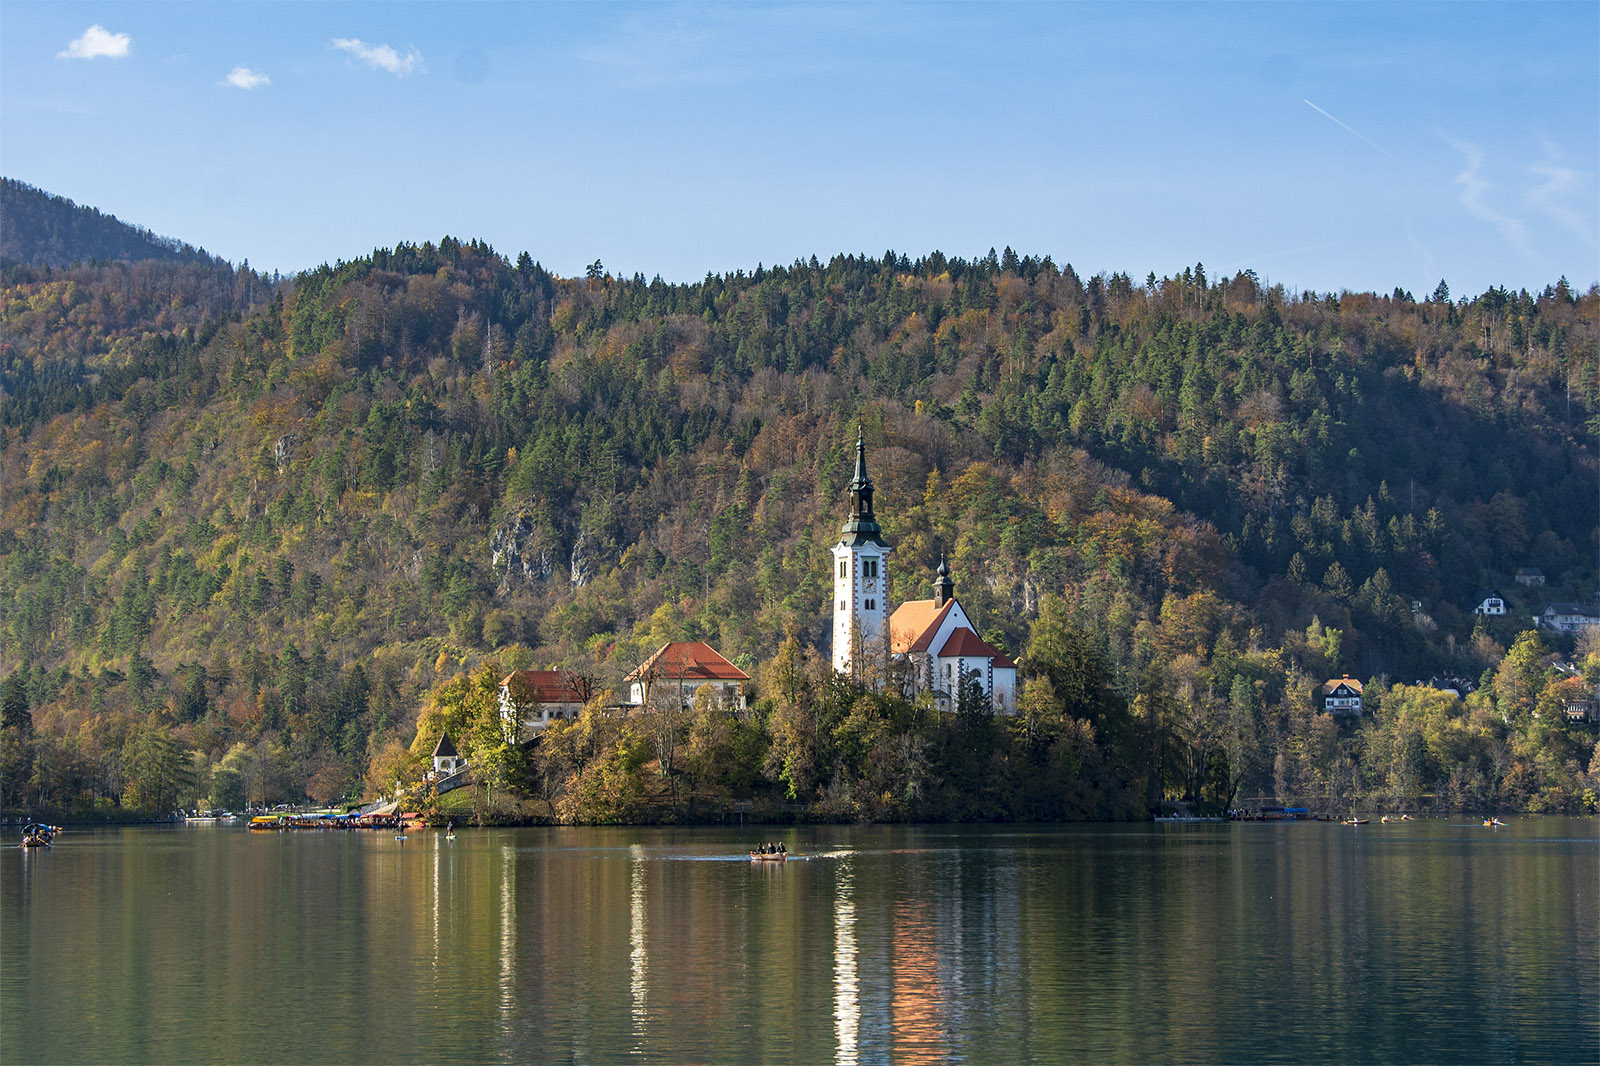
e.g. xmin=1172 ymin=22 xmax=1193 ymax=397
xmin=624 ymin=642 xmax=749 ymax=683
xmin=889 ymin=598 xmax=957 ymax=654
xmin=935 ymin=627 xmax=1016 ymax=669
xmin=501 ymin=669 xmax=585 ymax=704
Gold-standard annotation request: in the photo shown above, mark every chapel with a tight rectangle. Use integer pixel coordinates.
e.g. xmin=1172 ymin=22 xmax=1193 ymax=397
xmin=831 ymin=432 xmax=1017 ymax=713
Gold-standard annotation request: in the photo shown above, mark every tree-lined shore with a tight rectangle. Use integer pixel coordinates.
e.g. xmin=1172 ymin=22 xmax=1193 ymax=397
xmin=2 ymin=213 xmax=1596 ymax=819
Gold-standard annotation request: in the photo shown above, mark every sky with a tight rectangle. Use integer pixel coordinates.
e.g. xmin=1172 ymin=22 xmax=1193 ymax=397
xmin=2 ymin=2 xmax=1596 ymax=296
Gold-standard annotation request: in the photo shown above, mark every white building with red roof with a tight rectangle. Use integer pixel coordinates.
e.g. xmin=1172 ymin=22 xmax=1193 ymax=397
xmin=498 ymin=669 xmax=591 ymax=740
xmin=625 ymin=641 xmax=749 ymax=711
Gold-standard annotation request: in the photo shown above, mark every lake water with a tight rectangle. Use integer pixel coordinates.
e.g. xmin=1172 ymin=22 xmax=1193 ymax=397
xmin=3 ymin=819 xmax=1596 ymax=1064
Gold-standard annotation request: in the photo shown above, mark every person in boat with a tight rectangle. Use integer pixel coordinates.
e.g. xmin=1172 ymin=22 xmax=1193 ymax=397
xmin=778 ymin=842 xmax=786 ymax=854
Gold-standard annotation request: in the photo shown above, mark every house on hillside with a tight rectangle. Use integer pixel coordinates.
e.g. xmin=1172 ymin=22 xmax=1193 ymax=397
xmin=1472 ymin=590 xmax=1507 ymax=616
xmin=1533 ymin=603 xmax=1600 ymax=634
xmin=625 ymin=642 xmax=749 ymax=712
xmin=1515 ymin=568 xmax=1546 ymax=588
xmin=1321 ymin=676 xmax=1364 ymax=716
xmin=497 ymin=669 xmax=590 ymax=740
xmin=1561 ymin=687 xmax=1600 ymax=724
xmin=1415 ymin=675 xmax=1475 ymax=698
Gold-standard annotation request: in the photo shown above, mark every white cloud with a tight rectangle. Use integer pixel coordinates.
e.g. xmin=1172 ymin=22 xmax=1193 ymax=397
xmin=1526 ymin=140 xmax=1596 ymax=249
xmin=223 ymin=66 xmax=271 ymax=90
xmin=331 ymin=38 xmax=423 ymax=76
xmin=1443 ymin=136 xmax=1532 ymax=259
xmin=58 ymin=25 xmax=132 ymax=61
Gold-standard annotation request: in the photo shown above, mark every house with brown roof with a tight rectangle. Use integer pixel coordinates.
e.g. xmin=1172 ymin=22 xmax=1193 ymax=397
xmin=625 ymin=641 xmax=749 ymax=711
xmin=497 ymin=669 xmax=591 ymax=740
xmin=1321 ymin=676 xmax=1364 ymax=716
xmin=889 ymin=557 xmax=1018 ymax=714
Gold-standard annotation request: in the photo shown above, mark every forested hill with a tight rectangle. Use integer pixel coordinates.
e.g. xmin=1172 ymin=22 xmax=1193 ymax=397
xmin=0 ymin=179 xmax=226 ymax=269
xmin=2 ymin=236 xmax=1596 ymax=817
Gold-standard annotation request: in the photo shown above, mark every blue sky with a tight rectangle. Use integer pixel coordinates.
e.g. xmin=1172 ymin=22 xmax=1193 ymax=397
xmin=3 ymin=2 xmax=1595 ymax=295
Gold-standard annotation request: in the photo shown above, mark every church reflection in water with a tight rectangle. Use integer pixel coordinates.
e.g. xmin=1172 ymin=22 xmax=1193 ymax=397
xmin=833 ymin=862 xmax=859 ymax=1066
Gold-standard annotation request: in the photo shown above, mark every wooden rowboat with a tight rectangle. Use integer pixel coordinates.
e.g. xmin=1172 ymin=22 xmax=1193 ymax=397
xmin=750 ymin=851 xmax=788 ymax=862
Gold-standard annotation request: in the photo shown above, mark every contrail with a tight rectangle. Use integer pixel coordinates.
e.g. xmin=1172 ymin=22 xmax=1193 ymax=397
xmin=1304 ymin=99 xmax=1394 ymax=160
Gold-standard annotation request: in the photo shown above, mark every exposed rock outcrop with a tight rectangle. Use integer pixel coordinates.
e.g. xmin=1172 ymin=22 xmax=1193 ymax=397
xmin=492 ymin=509 xmax=557 ymax=594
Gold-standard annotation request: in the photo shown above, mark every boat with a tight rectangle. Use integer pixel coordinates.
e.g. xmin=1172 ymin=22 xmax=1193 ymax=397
xmin=1342 ymin=818 xmax=1369 ymax=825
xmin=248 ymin=815 xmax=284 ymax=832
xmin=1483 ymin=818 xmax=1506 ymax=827
xmin=750 ymin=850 xmax=789 ymax=862
xmin=19 ymin=823 xmax=59 ymax=848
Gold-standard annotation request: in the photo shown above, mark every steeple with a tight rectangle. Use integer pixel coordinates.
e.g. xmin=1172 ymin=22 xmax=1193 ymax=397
xmin=831 ymin=427 xmax=892 ymax=677
xmin=839 ymin=428 xmax=887 ymax=547
xmin=933 ymin=554 xmax=954 ymax=607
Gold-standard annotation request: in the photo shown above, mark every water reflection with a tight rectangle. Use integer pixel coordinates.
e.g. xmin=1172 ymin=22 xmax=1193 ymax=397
xmin=1 ymin=822 xmax=1594 ymax=1065
xmin=833 ymin=862 xmax=858 ymax=1066
xmin=630 ymin=843 xmax=647 ymax=1050
xmin=498 ymin=843 xmax=514 ymax=1033
xmin=892 ymin=899 xmax=945 ymax=1064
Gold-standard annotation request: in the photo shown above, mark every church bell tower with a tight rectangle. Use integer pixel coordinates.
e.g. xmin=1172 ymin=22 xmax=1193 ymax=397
xmin=832 ymin=430 xmax=892 ymax=676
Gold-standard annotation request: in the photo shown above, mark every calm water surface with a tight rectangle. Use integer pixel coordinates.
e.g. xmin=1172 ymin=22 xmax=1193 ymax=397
xmin=3 ymin=819 xmax=1596 ymax=1064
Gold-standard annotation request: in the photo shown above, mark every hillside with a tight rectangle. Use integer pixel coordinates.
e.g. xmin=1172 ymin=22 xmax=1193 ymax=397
xmin=1 ymin=236 xmax=1596 ymax=819
xmin=0 ymin=178 xmax=225 ymax=270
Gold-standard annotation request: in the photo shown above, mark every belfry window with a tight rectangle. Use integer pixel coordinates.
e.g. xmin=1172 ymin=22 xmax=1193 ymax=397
xmin=865 ymin=599 xmax=875 ymax=611
xmin=863 ymin=559 xmax=878 ymax=579
xmin=839 ymin=560 xmax=848 ymax=579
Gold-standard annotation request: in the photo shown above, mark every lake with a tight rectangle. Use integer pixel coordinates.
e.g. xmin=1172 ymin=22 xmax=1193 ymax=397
xmin=3 ymin=819 xmax=1596 ymax=1064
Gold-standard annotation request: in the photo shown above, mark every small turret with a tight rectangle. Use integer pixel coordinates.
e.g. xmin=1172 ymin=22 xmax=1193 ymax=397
xmin=934 ymin=554 xmax=954 ymax=608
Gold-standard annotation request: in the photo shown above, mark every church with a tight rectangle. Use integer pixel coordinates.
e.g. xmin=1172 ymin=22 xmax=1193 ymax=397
xmin=831 ymin=432 xmax=1017 ymax=714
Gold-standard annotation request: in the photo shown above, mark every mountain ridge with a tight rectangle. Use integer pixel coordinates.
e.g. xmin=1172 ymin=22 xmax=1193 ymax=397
xmin=1 ymin=178 xmax=226 ymax=270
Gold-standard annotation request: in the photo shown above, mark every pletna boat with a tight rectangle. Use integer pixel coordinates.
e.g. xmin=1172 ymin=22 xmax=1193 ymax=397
xmin=19 ymin=823 xmax=59 ymax=848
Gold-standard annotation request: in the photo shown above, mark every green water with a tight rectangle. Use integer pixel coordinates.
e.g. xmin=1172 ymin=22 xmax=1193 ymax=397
xmin=3 ymin=819 xmax=1596 ymax=1064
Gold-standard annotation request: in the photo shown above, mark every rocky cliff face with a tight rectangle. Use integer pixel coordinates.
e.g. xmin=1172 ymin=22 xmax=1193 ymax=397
xmin=569 ymin=528 xmax=595 ymax=588
xmin=492 ymin=510 xmax=557 ymax=594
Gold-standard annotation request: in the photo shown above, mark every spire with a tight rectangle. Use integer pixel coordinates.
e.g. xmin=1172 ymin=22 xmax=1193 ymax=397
xmin=848 ymin=428 xmax=873 ymax=515
xmin=839 ymin=427 xmax=886 ymax=546
xmin=934 ymin=554 xmax=954 ymax=607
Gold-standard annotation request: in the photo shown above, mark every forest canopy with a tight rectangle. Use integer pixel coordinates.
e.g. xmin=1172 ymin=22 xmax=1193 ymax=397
xmin=2 ymin=234 xmax=1597 ymax=820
